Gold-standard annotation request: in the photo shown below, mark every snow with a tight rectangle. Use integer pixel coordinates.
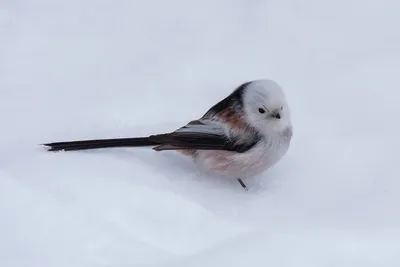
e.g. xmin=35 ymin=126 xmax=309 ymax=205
xmin=1 ymin=0 xmax=400 ymax=266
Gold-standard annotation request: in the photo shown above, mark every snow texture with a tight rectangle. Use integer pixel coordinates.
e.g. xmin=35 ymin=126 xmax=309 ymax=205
xmin=1 ymin=0 xmax=400 ymax=266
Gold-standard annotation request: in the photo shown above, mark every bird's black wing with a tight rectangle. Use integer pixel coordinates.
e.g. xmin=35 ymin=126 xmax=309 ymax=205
xmin=150 ymin=119 xmax=260 ymax=153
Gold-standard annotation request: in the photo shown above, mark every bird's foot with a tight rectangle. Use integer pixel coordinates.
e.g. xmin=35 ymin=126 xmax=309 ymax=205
xmin=237 ymin=178 xmax=248 ymax=191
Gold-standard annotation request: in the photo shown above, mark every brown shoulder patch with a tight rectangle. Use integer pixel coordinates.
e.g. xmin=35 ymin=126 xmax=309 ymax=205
xmin=218 ymin=108 xmax=247 ymax=130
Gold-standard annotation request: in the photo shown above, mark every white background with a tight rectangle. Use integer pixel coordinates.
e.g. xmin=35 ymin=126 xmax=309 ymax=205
xmin=1 ymin=0 xmax=400 ymax=266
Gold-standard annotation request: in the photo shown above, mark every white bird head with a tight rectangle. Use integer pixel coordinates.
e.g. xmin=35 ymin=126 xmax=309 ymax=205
xmin=241 ymin=79 xmax=292 ymax=135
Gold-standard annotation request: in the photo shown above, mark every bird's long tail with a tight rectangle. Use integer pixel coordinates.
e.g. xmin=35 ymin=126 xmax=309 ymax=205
xmin=42 ymin=137 xmax=157 ymax=152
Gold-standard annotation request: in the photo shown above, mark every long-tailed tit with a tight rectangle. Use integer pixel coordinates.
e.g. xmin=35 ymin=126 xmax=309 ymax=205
xmin=43 ymin=79 xmax=293 ymax=189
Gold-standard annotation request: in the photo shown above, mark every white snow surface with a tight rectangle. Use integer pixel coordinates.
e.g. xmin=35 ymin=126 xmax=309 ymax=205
xmin=1 ymin=1 xmax=400 ymax=266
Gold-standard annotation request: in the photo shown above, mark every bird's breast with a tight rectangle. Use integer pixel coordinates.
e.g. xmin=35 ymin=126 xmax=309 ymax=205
xmin=193 ymin=137 xmax=290 ymax=179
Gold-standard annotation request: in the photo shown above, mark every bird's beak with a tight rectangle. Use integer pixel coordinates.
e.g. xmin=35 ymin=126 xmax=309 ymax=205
xmin=272 ymin=112 xmax=281 ymax=119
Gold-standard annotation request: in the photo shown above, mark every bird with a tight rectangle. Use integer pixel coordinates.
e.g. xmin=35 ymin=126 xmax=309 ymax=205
xmin=42 ymin=79 xmax=293 ymax=190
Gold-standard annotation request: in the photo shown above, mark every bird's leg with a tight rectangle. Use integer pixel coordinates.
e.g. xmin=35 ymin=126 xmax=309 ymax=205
xmin=237 ymin=178 xmax=248 ymax=190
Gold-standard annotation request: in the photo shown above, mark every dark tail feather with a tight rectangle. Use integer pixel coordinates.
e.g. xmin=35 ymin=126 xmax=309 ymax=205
xmin=42 ymin=137 xmax=157 ymax=152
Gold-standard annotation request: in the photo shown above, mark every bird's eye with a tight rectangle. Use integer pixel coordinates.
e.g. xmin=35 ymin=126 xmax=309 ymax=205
xmin=280 ymin=106 xmax=283 ymax=110
xmin=258 ymin=108 xmax=265 ymax=114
